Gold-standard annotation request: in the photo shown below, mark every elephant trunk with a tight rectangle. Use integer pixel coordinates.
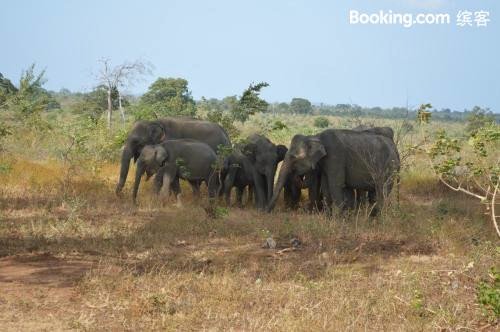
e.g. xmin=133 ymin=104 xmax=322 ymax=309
xmin=116 ymin=144 xmax=134 ymax=196
xmin=132 ymin=159 xmax=146 ymax=204
xmin=265 ymin=168 xmax=275 ymax=204
xmin=266 ymin=161 xmax=291 ymax=212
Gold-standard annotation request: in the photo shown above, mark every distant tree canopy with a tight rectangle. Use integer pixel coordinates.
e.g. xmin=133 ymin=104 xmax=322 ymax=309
xmin=290 ymin=98 xmax=312 ymax=114
xmin=136 ymin=77 xmax=196 ymax=119
xmin=465 ymin=106 xmax=495 ymax=135
xmin=73 ymin=85 xmax=129 ymax=123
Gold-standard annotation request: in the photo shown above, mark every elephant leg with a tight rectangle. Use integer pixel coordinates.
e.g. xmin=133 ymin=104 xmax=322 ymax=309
xmin=247 ymin=185 xmax=254 ymax=206
xmin=344 ymin=188 xmax=356 ymax=209
xmin=153 ymin=168 xmax=164 ymax=195
xmin=170 ymin=176 xmax=181 ymax=198
xmin=307 ymin=171 xmax=322 ymax=212
xmin=159 ymin=173 xmax=172 ymax=204
xmin=207 ymin=172 xmax=219 ymax=199
xmin=224 ymin=167 xmax=238 ymax=206
xmin=190 ymin=180 xmax=201 ymax=199
xmin=325 ymin=174 xmax=346 ymax=211
xmin=236 ymin=187 xmax=244 ymax=208
xmin=368 ymin=189 xmax=380 ymax=216
xmin=320 ymin=172 xmax=330 ymax=211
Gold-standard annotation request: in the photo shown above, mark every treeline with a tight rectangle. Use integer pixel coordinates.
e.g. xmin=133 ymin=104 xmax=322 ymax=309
xmin=2 ymin=66 xmax=499 ymax=128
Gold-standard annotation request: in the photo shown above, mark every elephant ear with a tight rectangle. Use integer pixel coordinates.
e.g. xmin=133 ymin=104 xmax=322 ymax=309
xmin=276 ymin=145 xmax=288 ymax=162
xmin=307 ymin=139 xmax=326 ymax=168
xmin=155 ymin=145 xmax=169 ymax=166
xmin=242 ymin=143 xmax=257 ymax=162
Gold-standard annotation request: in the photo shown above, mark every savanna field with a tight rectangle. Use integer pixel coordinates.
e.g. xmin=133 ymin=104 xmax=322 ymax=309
xmin=1 ymin=110 xmax=498 ymax=331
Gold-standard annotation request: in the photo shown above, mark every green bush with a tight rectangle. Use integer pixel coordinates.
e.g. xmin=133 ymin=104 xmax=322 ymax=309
xmin=477 ymin=267 xmax=500 ymax=319
xmin=314 ymin=116 xmax=330 ymax=128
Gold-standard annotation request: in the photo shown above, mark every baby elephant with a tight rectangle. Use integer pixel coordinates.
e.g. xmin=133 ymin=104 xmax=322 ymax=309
xmin=132 ymin=139 xmax=219 ymax=204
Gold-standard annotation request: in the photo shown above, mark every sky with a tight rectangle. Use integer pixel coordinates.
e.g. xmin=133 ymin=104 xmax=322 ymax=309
xmin=2 ymin=0 xmax=499 ymax=112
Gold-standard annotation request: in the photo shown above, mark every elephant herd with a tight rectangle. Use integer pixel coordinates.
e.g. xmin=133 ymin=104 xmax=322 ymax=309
xmin=115 ymin=117 xmax=400 ymax=214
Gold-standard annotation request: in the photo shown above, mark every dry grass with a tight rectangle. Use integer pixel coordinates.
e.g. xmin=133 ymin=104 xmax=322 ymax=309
xmin=0 ymin=152 xmax=498 ymax=331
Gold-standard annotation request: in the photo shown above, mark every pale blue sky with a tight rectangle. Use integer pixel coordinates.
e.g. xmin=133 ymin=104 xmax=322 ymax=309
xmin=2 ymin=0 xmax=499 ymax=111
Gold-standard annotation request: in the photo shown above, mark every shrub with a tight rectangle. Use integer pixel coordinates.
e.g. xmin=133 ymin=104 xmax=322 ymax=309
xmin=314 ymin=116 xmax=330 ymax=128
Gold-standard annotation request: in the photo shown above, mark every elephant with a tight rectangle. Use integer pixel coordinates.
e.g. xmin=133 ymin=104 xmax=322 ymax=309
xmin=132 ymin=139 xmax=219 ymax=204
xmin=116 ymin=117 xmax=230 ymax=196
xmin=222 ymin=150 xmax=264 ymax=208
xmin=241 ymin=134 xmax=288 ymax=205
xmin=267 ymin=129 xmax=400 ymax=214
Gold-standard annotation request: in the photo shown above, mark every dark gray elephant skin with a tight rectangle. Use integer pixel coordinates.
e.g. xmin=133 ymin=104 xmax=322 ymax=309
xmin=116 ymin=117 xmax=230 ymax=196
xmin=353 ymin=125 xmax=394 ymax=140
xmin=347 ymin=125 xmax=397 ymax=208
xmin=242 ymin=134 xmax=287 ymax=205
xmin=132 ymin=139 xmax=219 ymax=203
xmin=222 ymin=150 xmax=264 ymax=208
xmin=267 ymin=129 xmax=400 ymax=213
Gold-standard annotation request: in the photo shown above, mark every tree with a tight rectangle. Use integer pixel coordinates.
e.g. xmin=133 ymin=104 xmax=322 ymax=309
xmin=0 ymin=64 xmax=54 ymax=130
xmin=73 ymin=85 xmax=128 ymax=124
xmin=314 ymin=116 xmax=330 ymax=128
xmin=290 ymin=98 xmax=312 ymax=114
xmin=138 ymin=77 xmax=196 ymax=119
xmin=96 ymin=58 xmax=152 ymax=128
xmin=465 ymin=106 xmax=495 ymax=135
xmin=231 ymin=82 xmax=269 ymax=123
xmin=0 ymin=73 xmax=18 ymax=105
xmin=429 ymin=120 xmax=500 ymax=238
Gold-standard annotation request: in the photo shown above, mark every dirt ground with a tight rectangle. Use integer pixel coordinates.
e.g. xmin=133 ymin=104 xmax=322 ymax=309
xmin=0 ymin=160 xmax=498 ymax=331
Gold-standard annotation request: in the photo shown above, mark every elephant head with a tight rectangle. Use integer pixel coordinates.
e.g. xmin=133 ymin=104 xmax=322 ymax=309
xmin=243 ymin=136 xmax=288 ymax=203
xmin=267 ymin=135 xmax=326 ymax=211
xmin=116 ymin=121 xmax=166 ymax=196
xmin=132 ymin=144 xmax=168 ymax=203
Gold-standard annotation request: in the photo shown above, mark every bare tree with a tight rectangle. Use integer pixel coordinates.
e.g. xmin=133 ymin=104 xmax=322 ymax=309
xmin=96 ymin=58 xmax=152 ymax=129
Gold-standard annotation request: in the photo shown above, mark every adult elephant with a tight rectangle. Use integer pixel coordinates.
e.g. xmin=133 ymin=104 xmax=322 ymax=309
xmin=242 ymin=134 xmax=287 ymax=206
xmin=115 ymin=117 xmax=231 ymax=196
xmin=267 ymin=129 xmax=400 ymax=213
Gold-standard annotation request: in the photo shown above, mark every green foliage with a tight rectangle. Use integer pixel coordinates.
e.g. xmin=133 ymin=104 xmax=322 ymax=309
xmin=290 ymin=98 xmax=312 ymax=114
xmin=175 ymin=158 xmax=191 ymax=178
xmin=73 ymin=85 xmax=128 ymax=123
xmin=313 ymin=116 xmax=330 ymax=128
xmin=196 ymin=97 xmax=240 ymax=139
xmin=417 ymin=103 xmax=432 ymax=124
xmin=0 ymin=121 xmax=12 ymax=149
xmin=231 ymin=82 xmax=269 ymax=123
xmin=466 ymin=106 xmax=495 ymax=136
xmin=477 ymin=267 xmax=500 ymax=319
xmin=0 ymin=65 xmax=57 ymax=132
xmin=136 ymin=77 xmax=196 ymax=119
xmin=271 ymin=120 xmax=288 ymax=131
xmin=429 ymin=130 xmax=461 ymax=176
xmin=56 ymin=118 xmax=124 ymax=175
xmin=0 ymin=73 xmax=18 ymax=105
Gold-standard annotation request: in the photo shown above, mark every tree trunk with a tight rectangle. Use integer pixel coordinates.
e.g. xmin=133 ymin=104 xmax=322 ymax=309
xmin=118 ymin=90 xmax=125 ymax=124
xmin=107 ymin=87 xmax=112 ymax=129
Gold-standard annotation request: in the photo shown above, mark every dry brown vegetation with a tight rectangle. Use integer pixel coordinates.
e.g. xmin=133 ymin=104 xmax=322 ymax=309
xmin=0 ymin=140 xmax=498 ymax=331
